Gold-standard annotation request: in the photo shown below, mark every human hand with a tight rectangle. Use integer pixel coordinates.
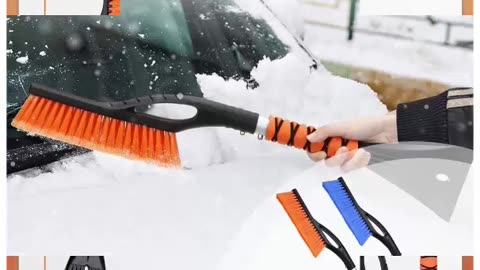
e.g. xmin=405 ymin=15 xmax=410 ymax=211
xmin=306 ymin=111 xmax=397 ymax=171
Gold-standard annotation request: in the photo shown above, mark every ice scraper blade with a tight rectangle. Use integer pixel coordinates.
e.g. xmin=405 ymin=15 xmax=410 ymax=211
xmin=365 ymin=142 xmax=472 ymax=222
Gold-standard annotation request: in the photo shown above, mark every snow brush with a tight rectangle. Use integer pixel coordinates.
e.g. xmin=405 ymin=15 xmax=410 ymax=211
xmin=277 ymin=189 xmax=356 ymax=270
xmin=101 ymin=0 xmax=120 ymax=15
xmin=420 ymin=256 xmax=437 ymax=270
xmin=12 ymin=84 xmax=371 ymax=167
xmin=65 ymin=256 xmax=106 ymax=270
xmin=323 ymin=177 xmax=401 ymax=255
xmin=359 ymin=256 xmax=389 ymax=270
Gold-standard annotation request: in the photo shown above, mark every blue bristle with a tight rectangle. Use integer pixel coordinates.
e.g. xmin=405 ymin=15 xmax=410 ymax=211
xmin=323 ymin=179 xmax=372 ymax=245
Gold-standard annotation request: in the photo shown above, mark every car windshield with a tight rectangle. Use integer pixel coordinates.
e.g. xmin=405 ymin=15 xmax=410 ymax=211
xmin=7 ymin=0 xmax=313 ymax=109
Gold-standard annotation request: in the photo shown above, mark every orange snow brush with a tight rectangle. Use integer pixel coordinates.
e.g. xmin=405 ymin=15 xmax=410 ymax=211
xmin=420 ymin=256 xmax=437 ymax=270
xmin=12 ymin=84 xmax=372 ymax=167
xmin=101 ymin=0 xmax=120 ymax=15
xmin=277 ymin=189 xmax=356 ymax=270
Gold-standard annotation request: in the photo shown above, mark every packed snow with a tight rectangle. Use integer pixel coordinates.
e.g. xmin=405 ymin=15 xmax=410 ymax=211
xmin=15 ymin=55 xmax=29 ymax=64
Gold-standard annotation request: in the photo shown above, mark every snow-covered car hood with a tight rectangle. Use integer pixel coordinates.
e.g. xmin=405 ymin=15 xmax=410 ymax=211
xmin=8 ymin=53 xmax=386 ymax=263
xmin=8 ymin=54 xmax=472 ymax=268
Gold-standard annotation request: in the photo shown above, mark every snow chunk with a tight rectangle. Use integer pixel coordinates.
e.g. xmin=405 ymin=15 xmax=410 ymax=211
xmin=16 ymin=55 xmax=29 ymax=64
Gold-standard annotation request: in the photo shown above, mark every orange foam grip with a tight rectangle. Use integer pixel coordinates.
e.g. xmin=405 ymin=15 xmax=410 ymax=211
xmin=265 ymin=116 xmax=358 ymax=157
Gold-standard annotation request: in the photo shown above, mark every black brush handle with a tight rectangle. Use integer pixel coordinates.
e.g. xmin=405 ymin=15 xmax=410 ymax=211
xmin=359 ymin=256 xmax=366 ymax=270
xmin=364 ymin=211 xmax=401 ymax=256
xmin=29 ymin=84 xmax=260 ymax=133
xmin=65 ymin=256 xmax=106 ymax=270
xmin=101 ymin=0 xmax=109 ymax=15
xmin=317 ymin=223 xmax=356 ymax=270
xmin=379 ymin=256 xmax=389 ymax=270
xmin=359 ymin=256 xmax=389 ymax=270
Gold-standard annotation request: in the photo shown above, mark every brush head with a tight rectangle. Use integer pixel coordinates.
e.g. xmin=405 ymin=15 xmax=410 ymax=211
xmin=12 ymin=94 xmax=181 ymax=167
xmin=323 ymin=178 xmax=372 ymax=245
xmin=276 ymin=189 xmax=326 ymax=257
xmin=108 ymin=0 xmax=120 ymax=15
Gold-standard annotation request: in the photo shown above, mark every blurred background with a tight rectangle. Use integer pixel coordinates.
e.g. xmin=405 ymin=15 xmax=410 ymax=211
xmin=267 ymin=0 xmax=473 ymax=110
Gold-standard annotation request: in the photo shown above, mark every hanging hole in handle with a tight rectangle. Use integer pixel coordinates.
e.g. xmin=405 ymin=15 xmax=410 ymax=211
xmin=368 ymin=217 xmax=387 ymax=237
xmin=137 ymin=103 xmax=198 ymax=120
xmin=321 ymin=230 xmax=340 ymax=249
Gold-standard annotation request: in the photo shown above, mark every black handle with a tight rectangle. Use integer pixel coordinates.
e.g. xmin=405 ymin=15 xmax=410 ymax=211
xmin=364 ymin=211 xmax=401 ymax=256
xmin=29 ymin=83 xmax=260 ymax=133
xmin=65 ymin=256 xmax=106 ymax=270
xmin=378 ymin=256 xmax=389 ymax=270
xmin=317 ymin=223 xmax=356 ymax=270
xmin=359 ymin=256 xmax=365 ymax=270
xmin=359 ymin=256 xmax=389 ymax=270
xmin=358 ymin=141 xmax=377 ymax=148
xmin=101 ymin=0 xmax=109 ymax=15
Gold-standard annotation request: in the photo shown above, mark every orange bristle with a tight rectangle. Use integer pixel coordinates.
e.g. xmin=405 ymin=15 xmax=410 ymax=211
xmin=12 ymin=95 xmax=181 ymax=167
xmin=277 ymin=191 xmax=326 ymax=257
xmin=108 ymin=0 xmax=120 ymax=16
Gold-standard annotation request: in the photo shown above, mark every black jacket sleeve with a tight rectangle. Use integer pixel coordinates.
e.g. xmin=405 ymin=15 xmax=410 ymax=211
xmin=396 ymin=87 xmax=473 ymax=149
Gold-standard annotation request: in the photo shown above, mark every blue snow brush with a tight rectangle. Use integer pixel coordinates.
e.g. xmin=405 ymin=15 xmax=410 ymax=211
xmin=323 ymin=177 xmax=401 ymax=255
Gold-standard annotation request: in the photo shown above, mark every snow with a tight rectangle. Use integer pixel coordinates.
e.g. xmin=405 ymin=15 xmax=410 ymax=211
xmin=15 ymin=55 xmax=29 ymax=64
xmin=8 ymin=52 xmax=390 ymax=266
xmin=7 ymin=3 xmax=473 ymax=269
xmin=305 ymin=26 xmax=473 ymax=87
xmin=261 ymin=0 xmax=305 ymax=39
xmin=177 ymin=54 xmax=385 ymax=167
xmin=302 ymin=1 xmax=473 ymax=87
xmin=8 ymin=53 xmax=472 ymax=270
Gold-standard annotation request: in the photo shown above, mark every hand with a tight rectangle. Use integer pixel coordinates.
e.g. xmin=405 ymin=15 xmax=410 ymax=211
xmin=306 ymin=111 xmax=398 ymax=171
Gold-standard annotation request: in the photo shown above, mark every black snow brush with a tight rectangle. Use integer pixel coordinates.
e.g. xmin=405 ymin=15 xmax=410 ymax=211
xmin=65 ymin=256 xmax=106 ymax=270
